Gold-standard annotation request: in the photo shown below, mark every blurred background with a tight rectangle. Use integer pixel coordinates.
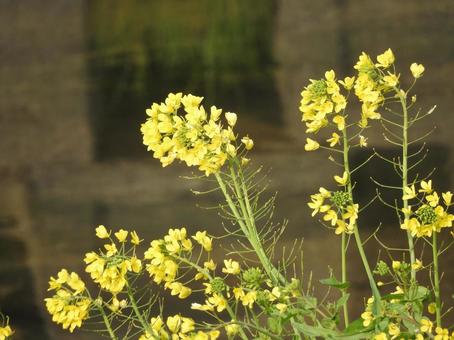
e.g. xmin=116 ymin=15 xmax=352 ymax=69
xmin=0 ymin=0 xmax=453 ymax=338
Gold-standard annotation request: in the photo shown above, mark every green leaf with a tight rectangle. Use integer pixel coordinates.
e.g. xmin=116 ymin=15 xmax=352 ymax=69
xmin=336 ymin=293 xmax=350 ymax=309
xmin=320 ymin=276 xmax=350 ymax=289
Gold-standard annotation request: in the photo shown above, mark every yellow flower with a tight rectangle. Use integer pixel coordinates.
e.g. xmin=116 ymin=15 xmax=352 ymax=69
xmin=339 ymin=76 xmax=355 ymax=90
xmin=359 ymin=135 xmax=368 ymax=147
xmin=304 ymin=138 xmax=320 ymax=151
xmin=332 ymin=115 xmax=345 ymax=131
xmin=275 ymin=303 xmax=287 ymax=313
xmin=240 ymin=157 xmax=250 ymax=166
xmin=402 ymin=184 xmax=417 ymax=200
xmin=180 ymin=317 xmax=195 ymax=334
xmin=376 ymin=48 xmax=395 ymax=68
xmin=104 ymin=243 xmax=117 ymax=257
xmin=412 ymin=259 xmax=423 ymax=270
xmin=419 ymin=180 xmax=433 ymax=194
xmin=327 ymin=133 xmax=340 ymax=147
xmin=166 ymin=315 xmax=181 ymax=333
xmin=208 ymin=294 xmax=227 ymax=312
xmin=95 ymin=225 xmax=110 ymax=239
xmin=374 ymin=332 xmax=387 ymax=340
xmin=130 ymin=230 xmax=141 ymax=245
xmin=222 ymin=259 xmax=240 ymax=275
xmin=434 ymin=327 xmax=449 ymax=340
xmin=428 ymin=302 xmax=437 ymax=314
xmin=392 ymin=261 xmax=401 ymax=270
xmin=192 ymin=231 xmax=212 ymax=252
xmin=361 ymin=311 xmax=373 ymax=327
xmin=334 ymin=171 xmax=348 ymax=186
xmin=241 ymin=136 xmax=254 ymax=150
xmin=426 ymin=191 xmax=439 ymax=207
xmin=383 ymin=73 xmax=399 ymax=87
xmin=128 ymin=257 xmax=142 ymax=273
xmin=241 ymin=291 xmax=257 ymax=308
xmin=225 ymin=323 xmax=240 ymax=336
xmin=0 ymin=325 xmax=13 ymax=339
xmin=114 ymin=229 xmax=128 ymax=243
xmin=204 ymin=259 xmax=216 ymax=271
xmin=420 ymin=318 xmax=433 ymax=333
xmin=45 ymin=288 xmax=91 ymax=333
xmin=225 ymin=112 xmax=237 ymax=127
xmin=323 ymin=209 xmax=338 ymax=226
xmin=442 ymin=191 xmax=452 ymax=206
xmin=410 ymin=63 xmax=425 ymax=78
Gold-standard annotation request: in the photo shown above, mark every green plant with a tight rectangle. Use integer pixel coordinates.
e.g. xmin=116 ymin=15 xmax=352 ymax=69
xmin=41 ymin=49 xmax=453 ymax=339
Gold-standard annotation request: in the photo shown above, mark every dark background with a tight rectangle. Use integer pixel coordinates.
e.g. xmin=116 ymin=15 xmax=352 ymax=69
xmin=0 ymin=0 xmax=453 ymax=338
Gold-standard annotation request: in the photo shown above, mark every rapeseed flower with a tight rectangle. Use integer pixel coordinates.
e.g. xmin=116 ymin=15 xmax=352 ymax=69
xmin=141 ymin=93 xmax=252 ymax=176
xmin=45 ymin=270 xmax=91 ymax=333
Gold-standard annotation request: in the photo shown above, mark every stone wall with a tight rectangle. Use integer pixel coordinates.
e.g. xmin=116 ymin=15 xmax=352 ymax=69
xmin=0 ymin=0 xmax=92 ymax=174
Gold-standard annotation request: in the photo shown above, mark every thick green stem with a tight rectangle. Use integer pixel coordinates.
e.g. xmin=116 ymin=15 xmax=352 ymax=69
xmin=341 ymin=232 xmax=349 ymax=327
xmin=215 ymin=170 xmax=283 ymax=284
xmin=342 ymin=129 xmax=381 ymax=314
xmin=432 ymin=232 xmax=442 ymax=327
xmin=127 ymin=285 xmax=152 ymax=333
xmin=400 ymin=93 xmax=416 ymax=281
xmin=97 ymin=304 xmax=118 ymax=340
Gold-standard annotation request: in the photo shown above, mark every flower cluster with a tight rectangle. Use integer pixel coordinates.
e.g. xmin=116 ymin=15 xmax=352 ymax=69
xmin=138 ymin=314 xmax=220 ymax=340
xmin=141 ymin=93 xmax=253 ymax=175
xmin=301 ymin=49 xmax=426 ymax=150
xmin=85 ymin=225 xmax=143 ymax=294
xmin=144 ymin=228 xmax=215 ymax=299
xmin=308 ymin=186 xmax=358 ymax=234
xmin=299 ymin=70 xmax=347 ymax=135
xmin=0 ymin=316 xmax=13 ymax=340
xmin=400 ymin=180 xmax=454 ymax=237
xmin=44 ymin=269 xmax=91 ymax=333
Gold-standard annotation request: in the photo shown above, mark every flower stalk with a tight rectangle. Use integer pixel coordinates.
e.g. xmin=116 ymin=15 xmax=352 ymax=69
xmin=399 ymin=91 xmax=417 ymax=281
xmin=432 ymin=232 xmax=442 ymax=327
xmin=342 ymin=128 xmax=381 ymax=314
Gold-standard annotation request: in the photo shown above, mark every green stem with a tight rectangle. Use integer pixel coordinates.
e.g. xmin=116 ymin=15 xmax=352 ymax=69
xmin=127 ymin=285 xmax=152 ymax=333
xmin=432 ymin=232 xmax=442 ymax=327
xmin=341 ymin=232 xmax=349 ymax=327
xmin=399 ymin=92 xmax=416 ymax=281
xmin=341 ymin=128 xmax=381 ymax=314
xmin=216 ymin=169 xmax=283 ymax=284
xmin=96 ymin=304 xmax=118 ymax=340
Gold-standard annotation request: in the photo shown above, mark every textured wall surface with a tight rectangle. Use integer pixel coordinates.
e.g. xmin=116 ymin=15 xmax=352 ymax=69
xmin=0 ymin=1 xmax=453 ymax=338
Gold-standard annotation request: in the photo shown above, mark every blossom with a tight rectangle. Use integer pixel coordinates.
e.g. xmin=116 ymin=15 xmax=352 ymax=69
xmin=332 ymin=115 xmax=345 ymax=131
xmin=130 ymin=230 xmax=141 ymax=245
xmin=334 ymin=171 xmax=348 ymax=186
xmin=225 ymin=112 xmax=237 ymax=127
xmin=225 ymin=323 xmax=240 ymax=336
xmin=376 ymin=48 xmax=395 ymax=68
xmin=0 ymin=325 xmax=13 ymax=339
xmin=299 ymin=69 xmax=347 ymax=134
xmin=304 ymin=138 xmax=320 ymax=151
xmin=95 ymin=225 xmax=110 ymax=239
xmin=222 ymin=259 xmax=241 ymax=275
xmin=420 ymin=318 xmax=433 ymax=333
xmin=45 ymin=270 xmax=91 ymax=333
xmin=114 ymin=229 xmax=128 ymax=243
xmin=241 ymin=136 xmax=254 ymax=150
xmin=402 ymin=185 xmax=416 ymax=200
xmin=410 ymin=63 xmax=425 ymax=78
xmin=339 ymin=76 xmax=355 ymax=90
xmin=359 ymin=135 xmax=368 ymax=147
xmin=327 ymin=132 xmax=340 ymax=147
xmin=192 ymin=231 xmax=212 ymax=252
xmin=141 ymin=93 xmax=242 ymax=175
